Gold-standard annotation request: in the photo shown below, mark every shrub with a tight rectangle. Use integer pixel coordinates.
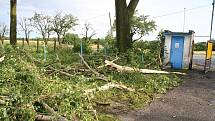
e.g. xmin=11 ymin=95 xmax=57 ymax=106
xmin=73 ymin=42 xmax=92 ymax=54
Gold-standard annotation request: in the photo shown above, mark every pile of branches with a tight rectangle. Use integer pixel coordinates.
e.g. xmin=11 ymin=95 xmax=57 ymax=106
xmin=0 ymin=48 xmax=136 ymax=121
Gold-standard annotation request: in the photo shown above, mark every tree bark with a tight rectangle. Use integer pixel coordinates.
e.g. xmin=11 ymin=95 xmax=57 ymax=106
xmin=97 ymin=38 xmax=100 ymax=52
xmin=25 ymin=32 xmax=30 ymax=45
xmin=37 ymin=39 xmax=39 ymax=53
xmin=54 ymin=38 xmax=57 ymax=52
xmin=10 ymin=0 xmax=17 ymax=45
xmin=0 ymin=39 xmax=3 ymax=45
xmin=57 ymin=34 xmax=61 ymax=45
xmin=22 ymin=38 xmax=25 ymax=47
xmin=42 ymin=34 xmax=48 ymax=46
xmin=115 ymin=0 xmax=139 ymax=53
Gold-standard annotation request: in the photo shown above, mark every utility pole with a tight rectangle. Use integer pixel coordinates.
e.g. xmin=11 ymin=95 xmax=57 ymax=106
xmin=209 ymin=0 xmax=215 ymax=40
xmin=183 ymin=8 xmax=186 ymax=32
xmin=204 ymin=0 xmax=215 ymax=73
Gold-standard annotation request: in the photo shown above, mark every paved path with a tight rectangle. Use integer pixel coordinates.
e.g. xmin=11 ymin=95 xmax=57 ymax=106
xmin=119 ymin=71 xmax=215 ymax=121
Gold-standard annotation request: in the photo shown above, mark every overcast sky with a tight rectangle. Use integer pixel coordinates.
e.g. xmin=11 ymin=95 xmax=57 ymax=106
xmin=0 ymin=0 xmax=214 ymax=42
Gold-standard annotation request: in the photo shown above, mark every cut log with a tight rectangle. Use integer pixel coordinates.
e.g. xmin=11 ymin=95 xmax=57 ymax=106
xmin=0 ymin=56 xmax=5 ymax=63
xmin=104 ymin=60 xmax=186 ymax=75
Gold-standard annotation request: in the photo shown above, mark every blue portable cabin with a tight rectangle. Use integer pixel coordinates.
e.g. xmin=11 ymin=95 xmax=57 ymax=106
xmin=163 ymin=30 xmax=195 ymax=69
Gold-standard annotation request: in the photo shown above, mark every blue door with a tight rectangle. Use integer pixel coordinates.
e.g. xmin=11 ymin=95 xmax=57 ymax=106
xmin=170 ymin=36 xmax=184 ymax=69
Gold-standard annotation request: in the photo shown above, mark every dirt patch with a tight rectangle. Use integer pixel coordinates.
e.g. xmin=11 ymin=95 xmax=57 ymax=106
xmin=118 ymin=70 xmax=215 ymax=121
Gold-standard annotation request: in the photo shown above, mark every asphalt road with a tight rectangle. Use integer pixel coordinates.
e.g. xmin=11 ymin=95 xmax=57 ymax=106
xmin=193 ymin=55 xmax=215 ymax=69
xmin=119 ymin=70 xmax=215 ymax=121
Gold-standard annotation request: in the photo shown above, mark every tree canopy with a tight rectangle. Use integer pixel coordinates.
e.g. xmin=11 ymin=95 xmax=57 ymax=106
xmin=0 ymin=23 xmax=8 ymax=44
xmin=131 ymin=13 xmax=156 ymax=42
xmin=31 ymin=12 xmax=52 ymax=45
xmin=52 ymin=12 xmax=78 ymax=45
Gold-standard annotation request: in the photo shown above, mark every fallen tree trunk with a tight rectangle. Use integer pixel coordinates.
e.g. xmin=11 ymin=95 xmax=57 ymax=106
xmin=104 ymin=60 xmax=186 ymax=75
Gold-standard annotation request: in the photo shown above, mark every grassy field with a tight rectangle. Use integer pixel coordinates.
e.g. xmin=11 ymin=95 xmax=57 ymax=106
xmin=1 ymin=40 xmax=103 ymax=51
xmin=1 ymin=39 xmax=59 ymax=47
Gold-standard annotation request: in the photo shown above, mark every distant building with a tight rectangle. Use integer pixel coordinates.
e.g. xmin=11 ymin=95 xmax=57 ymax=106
xmin=163 ymin=30 xmax=195 ymax=69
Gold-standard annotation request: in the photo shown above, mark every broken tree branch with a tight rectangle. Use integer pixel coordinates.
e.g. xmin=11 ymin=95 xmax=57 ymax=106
xmin=40 ymin=101 xmax=56 ymax=114
xmin=86 ymin=94 xmax=98 ymax=121
xmin=84 ymin=83 xmax=135 ymax=94
xmin=35 ymin=114 xmax=67 ymax=121
xmin=0 ymin=56 xmax=5 ymax=63
xmin=39 ymin=101 xmax=68 ymax=121
xmin=97 ymin=57 xmax=119 ymax=69
xmin=35 ymin=115 xmax=54 ymax=121
xmin=79 ymin=54 xmax=100 ymax=76
xmin=104 ymin=60 xmax=186 ymax=75
xmin=47 ymin=66 xmax=75 ymax=77
xmin=79 ymin=54 xmax=111 ymax=81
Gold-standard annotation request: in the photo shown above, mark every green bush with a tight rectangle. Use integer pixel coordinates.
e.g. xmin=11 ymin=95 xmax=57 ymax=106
xmin=63 ymin=33 xmax=80 ymax=45
xmin=73 ymin=42 xmax=92 ymax=54
xmin=194 ymin=42 xmax=207 ymax=51
xmin=130 ymin=40 xmax=162 ymax=69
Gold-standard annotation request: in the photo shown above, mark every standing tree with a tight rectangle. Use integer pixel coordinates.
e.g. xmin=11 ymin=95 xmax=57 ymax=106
xmin=10 ymin=0 xmax=17 ymax=45
xmin=115 ymin=0 xmax=139 ymax=52
xmin=19 ymin=17 xmax=33 ymax=45
xmin=52 ymin=12 xmax=77 ymax=46
xmin=0 ymin=23 xmax=8 ymax=44
xmin=32 ymin=12 xmax=52 ymax=45
xmin=83 ymin=22 xmax=96 ymax=43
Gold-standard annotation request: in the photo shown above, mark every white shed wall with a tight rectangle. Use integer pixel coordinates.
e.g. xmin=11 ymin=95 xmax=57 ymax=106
xmin=164 ymin=36 xmax=171 ymax=65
